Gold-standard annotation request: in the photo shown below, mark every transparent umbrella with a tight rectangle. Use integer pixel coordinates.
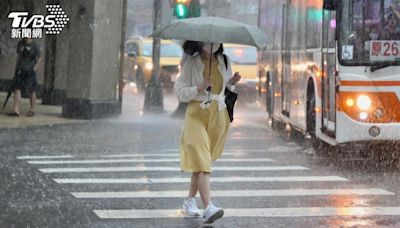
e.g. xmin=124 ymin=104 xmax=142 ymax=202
xmin=149 ymin=16 xmax=269 ymax=48
xmin=150 ymin=16 xmax=269 ymax=122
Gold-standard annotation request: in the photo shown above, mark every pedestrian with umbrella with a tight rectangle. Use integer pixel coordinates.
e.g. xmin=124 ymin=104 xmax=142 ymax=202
xmin=150 ymin=16 xmax=268 ymax=224
xmin=4 ymin=37 xmax=42 ymax=117
xmin=177 ymin=41 xmax=240 ymax=223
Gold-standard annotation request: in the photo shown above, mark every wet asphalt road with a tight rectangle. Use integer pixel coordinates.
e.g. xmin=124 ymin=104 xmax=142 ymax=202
xmin=2 ymin=89 xmax=400 ymax=228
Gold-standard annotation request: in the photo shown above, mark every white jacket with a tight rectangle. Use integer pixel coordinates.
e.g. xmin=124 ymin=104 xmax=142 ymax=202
xmin=174 ymin=54 xmax=235 ymax=110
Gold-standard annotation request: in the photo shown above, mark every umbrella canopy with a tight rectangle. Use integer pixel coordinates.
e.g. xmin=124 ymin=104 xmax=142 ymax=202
xmin=150 ymin=16 xmax=269 ymax=48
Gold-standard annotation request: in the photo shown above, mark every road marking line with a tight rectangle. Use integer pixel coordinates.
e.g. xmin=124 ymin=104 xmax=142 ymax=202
xmin=27 ymin=158 xmax=275 ymax=165
xmin=39 ymin=166 xmax=308 ymax=173
xmin=71 ymin=188 xmax=393 ymax=198
xmin=162 ymin=149 xmax=270 ymax=152
xmin=93 ymin=207 xmax=400 ymax=219
xmin=228 ymin=136 xmax=274 ymax=139
xmin=162 ymin=148 xmax=300 ymax=153
xmin=266 ymin=146 xmax=301 ymax=152
xmin=17 ymin=155 xmax=74 ymax=160
xmin=100 ymin=152 xmax=247 ymax=158
xmin=53 ymin=176 xmax=348 ymax=184
xmin=101 ymin=154 xmax=179 ymax=158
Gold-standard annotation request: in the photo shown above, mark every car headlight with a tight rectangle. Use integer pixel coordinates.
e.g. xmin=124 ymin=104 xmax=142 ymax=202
xmin=145 ymin=62 xmax=153 ymax=70
xmin=260 ymin=77 xmax=267 ymax=83
xmin=356 ymin=95 xmax=371 ymax=110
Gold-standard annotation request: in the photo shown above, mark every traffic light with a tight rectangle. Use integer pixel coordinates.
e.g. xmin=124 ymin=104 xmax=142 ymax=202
xmin=172 ymin=0 xmax=200 ymax=19
xmin=174 ymin=0 xmax=189 ymax=19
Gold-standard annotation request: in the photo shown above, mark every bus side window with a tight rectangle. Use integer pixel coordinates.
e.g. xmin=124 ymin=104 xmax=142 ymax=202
xmin=323 ymin=10 xmax=336 ymax=48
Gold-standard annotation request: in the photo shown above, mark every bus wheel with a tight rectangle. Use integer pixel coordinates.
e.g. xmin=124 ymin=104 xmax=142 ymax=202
xmin=311 ymin=135 xmax=333 ymax=156
xmin=271 ymin=117 xmax=285 ymax=131
xmin=307 ymin=82 xmax=325 ymax=155
xmin=306 ymin=83 xmax=316 ymax=135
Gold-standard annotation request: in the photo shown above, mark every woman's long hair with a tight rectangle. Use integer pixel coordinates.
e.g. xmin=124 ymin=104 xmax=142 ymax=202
xmin=182 ymin=41 xmax=224 ymax=57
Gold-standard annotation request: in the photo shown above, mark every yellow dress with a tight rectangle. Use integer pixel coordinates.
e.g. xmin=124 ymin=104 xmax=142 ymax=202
xmin=180 ymin=57 xmax=230 ymax=173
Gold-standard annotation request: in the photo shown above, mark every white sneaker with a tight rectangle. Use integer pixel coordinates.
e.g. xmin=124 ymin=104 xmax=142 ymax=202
xmin=203 ymin=201 xmax=224 ymax=224
xmin=182 ymin=197 xmax=200 ymax=216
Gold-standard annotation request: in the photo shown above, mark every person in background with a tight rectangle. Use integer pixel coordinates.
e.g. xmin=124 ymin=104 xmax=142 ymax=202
xmin=7 ymin=37 xmax=41 ymax=117
xmin=380 ymin=13 xmax=400 ymax=40
xmin=389 ymin=0 xmax=400 ymax=22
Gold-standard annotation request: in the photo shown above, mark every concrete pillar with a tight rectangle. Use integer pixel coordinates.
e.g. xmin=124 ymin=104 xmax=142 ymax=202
xmin=62 ymin=0 xmax=124 ymax=119
xmin=42 ymin=0 xmax=70 ymax=105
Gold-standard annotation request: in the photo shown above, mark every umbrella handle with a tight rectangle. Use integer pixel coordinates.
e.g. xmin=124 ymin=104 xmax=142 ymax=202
xmin=207 ymin=43 xmax=213 ymax=92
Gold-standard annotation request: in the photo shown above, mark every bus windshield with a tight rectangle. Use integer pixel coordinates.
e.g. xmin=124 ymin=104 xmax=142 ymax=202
xmin=143 ymin=43 xmax=183 ymax=57
xmin=224 ymin=46 xmax=257 ymax=65
xmin=340 ymin=0 xmax=400 ymax=65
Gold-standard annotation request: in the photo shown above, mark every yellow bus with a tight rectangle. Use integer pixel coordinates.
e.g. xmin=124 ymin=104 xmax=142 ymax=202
xmin=224 ymin=44 xmax=258 ymax=103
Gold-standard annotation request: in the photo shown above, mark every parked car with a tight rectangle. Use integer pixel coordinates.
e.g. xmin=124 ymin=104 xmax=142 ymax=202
xmin=224 ymin=44 xmax=258 ymax=103
xmin=124 ymin=37 xmax=183 ymax=90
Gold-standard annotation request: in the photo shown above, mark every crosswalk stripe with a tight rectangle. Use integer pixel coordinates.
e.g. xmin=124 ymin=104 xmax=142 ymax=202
xmin=27 ymin=158 xmax=275 ymax=165
xmin=71 ymin=188 xmax=394 ymax=199
xmin=101 ymin=154 xmax=179 ymax=158
xmin=162 ymin=149 xmax=269 ymax=152
xmin=54 ymin=176 xmax=348 ymax=184
xmin=229 ymin=136 xmax=274 ymax=139
xmin=266 ymin=146 xmax=301 ymax=152
xmin=100 ymin=152 xmax=247 ymax=158
xmin=161 ymin=148 xmax=299 ymax=153
xmin=17 ymin=155 xmax=74 ymax=160
xmin=93 ymin=207 xmax=400 ymax=219
xmin=39 ymin=166 xmax=308 ymax=173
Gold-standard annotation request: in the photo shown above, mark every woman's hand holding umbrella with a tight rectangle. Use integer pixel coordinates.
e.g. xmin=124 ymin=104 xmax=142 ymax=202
xmin=197 ymin=77 xmax=212 ymax=92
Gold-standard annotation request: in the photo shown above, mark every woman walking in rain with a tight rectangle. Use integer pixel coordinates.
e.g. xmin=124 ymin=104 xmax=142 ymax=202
xmin=174 ymin=41 xmax=241 ymax=224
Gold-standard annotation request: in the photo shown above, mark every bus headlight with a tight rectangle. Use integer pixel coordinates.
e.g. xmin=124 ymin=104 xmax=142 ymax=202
xmin=145 ymin=62 xmax=153 ymax=70
xmin=356 ymin=95 xmax=371 ymax=110
xmin=346 ymin=98 xmax=355 ymax=107
xmin=359 ymin=112 xmax=368 ymax=120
